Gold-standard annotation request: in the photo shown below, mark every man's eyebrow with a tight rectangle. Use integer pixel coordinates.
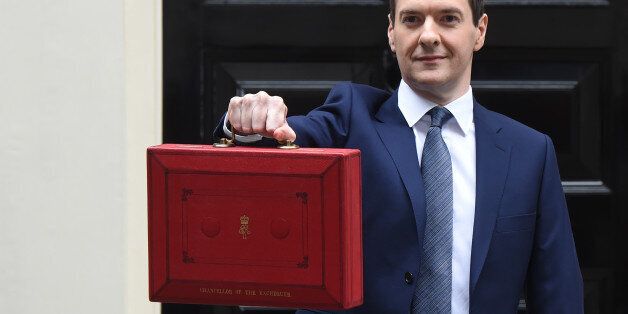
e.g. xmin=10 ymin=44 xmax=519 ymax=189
xmin=398 ymin=7 xmax=464 ymax=17
xmin=439 ymin=7 xmax=464 ymax=15
xmin=398 ymin=9 xmax=421 ymax=16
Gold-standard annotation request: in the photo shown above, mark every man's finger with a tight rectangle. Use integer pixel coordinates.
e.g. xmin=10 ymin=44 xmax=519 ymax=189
xmin=251 ymin=100 xmax=269 ymax=135
xmin=266 ymin=96 xmax=287 ymax=134
xmin=239 ymin=94 xmax=256 ymax=134
xmin=227 ymin=96 xmax=242 ymax=130
xmin=273 ymin=123 xmax=296 ymax=142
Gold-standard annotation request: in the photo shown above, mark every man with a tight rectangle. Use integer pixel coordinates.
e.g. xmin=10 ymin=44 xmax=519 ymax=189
xmin=216 ymin=0 xmax=583 ymax=312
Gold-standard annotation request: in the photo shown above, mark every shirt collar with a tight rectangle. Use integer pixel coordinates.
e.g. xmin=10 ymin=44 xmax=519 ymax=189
xmin=397 ymin=79 xmax=474 ymax=136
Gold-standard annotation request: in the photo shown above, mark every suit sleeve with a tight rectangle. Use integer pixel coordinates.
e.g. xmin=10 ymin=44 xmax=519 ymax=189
xmin=212 ymin=112 xmax=228 ymax=141
xmin=288 ymin=83 xmax=354 ymax=148
xmin=525 ymin=135 xmax=584 ymax=313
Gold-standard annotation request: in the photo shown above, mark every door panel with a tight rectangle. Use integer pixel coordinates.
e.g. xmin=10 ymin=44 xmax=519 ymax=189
xmin=164 ymin=1 xmax=628 ymax=312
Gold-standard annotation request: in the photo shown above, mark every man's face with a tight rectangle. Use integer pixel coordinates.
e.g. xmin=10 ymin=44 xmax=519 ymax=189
xmin=388 ymin=0 xmax=487 ymax=99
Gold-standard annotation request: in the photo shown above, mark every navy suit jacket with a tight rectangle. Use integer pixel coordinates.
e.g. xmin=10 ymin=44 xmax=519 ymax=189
xmin=216 ymin=83 xmax=583 ymax=313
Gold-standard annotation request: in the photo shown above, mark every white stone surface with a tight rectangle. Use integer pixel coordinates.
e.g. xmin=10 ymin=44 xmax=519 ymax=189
xmin=0 ymin=0 xmax=161 ymax=313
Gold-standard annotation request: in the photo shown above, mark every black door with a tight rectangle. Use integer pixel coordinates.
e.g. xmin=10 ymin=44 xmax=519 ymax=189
xmin=163 ymin=1 xmax=628 ymax=313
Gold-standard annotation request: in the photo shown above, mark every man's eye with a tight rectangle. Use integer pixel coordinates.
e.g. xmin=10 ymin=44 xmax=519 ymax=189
xmin=402 ymin=16 xmax=418 ymax=24
xmin=442 ymin=15 xmax=460 ymax=24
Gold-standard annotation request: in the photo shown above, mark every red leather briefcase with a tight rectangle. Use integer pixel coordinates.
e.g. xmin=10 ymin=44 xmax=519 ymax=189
xmin=147 ymin=144 xmax=362 ymax=309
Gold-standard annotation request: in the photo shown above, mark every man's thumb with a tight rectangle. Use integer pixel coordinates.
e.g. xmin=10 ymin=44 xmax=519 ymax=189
xmin=273 ymin=123 xmax=296 ymax=142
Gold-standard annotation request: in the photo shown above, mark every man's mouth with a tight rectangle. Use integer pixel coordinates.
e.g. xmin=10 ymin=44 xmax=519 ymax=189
xmin=417 ymin=55 xmax=446 ymax=62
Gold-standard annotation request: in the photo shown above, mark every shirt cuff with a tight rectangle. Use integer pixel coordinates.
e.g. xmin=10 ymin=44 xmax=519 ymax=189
xmin=223 ymin=117 xmax=264 ymax=143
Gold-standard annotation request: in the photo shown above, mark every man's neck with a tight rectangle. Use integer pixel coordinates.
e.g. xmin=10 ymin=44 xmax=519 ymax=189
xmin=403 ymin=76 xmax=471 ymax=106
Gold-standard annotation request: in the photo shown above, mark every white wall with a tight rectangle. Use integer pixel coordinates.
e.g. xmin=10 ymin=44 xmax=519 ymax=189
xmin=0 ymin=0 xmax=161 ymax=313
xmin=124 ymin=0 xmax=162 ymax=313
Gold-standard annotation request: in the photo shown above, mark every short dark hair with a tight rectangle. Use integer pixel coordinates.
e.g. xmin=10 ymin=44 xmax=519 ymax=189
xmin=389 ymin=0 xmax=485 ymax=27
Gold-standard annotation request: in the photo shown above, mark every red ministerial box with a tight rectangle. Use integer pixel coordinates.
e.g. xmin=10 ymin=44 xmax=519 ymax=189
xmin=147 ymin=144 xmax=362 ymax=309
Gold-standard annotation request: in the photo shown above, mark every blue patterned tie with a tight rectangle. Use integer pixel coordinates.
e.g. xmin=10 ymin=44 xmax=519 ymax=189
xmin=412 ymin=106 xmax=454 ymax=313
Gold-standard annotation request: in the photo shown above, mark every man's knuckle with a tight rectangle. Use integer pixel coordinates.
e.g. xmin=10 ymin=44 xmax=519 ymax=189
xmin=242 ymin=94 xmax=254 ymax=104
xmin=270 ymin=96 xmax=285 ymax=107
xmin=228 ymin=99 xmax=240 ymax=109
xmin=269 ymin=100 xmax=284 ymax=110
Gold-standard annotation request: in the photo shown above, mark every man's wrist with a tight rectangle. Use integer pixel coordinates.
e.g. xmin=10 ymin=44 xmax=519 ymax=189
xmin=223 ymin=117 xmax=263 ymax=143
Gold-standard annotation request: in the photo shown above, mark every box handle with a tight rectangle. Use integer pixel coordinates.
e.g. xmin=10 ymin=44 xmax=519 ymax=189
xmin=277 ymin=140 xmax=299 ymax=150
xmin=213 ymin=125 xmax=299 ymax=149
xmin=213 ymin=124 xmax=236 ymax=148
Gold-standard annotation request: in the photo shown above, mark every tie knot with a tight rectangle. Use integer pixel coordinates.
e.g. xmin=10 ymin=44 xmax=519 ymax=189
xmin=427 ymin=106 xmax=453 ymax=128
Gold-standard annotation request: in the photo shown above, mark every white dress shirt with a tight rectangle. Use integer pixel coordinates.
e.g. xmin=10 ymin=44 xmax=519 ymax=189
xmin=397 ymin=79 xmax=476 ymax=314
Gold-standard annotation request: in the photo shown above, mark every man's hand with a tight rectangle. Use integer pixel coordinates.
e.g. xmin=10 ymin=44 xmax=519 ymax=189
xmin=228 ymin=91 xmax=296 ymax=142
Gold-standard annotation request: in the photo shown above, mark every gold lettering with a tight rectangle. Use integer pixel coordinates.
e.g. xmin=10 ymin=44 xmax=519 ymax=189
xmin=257 ymin=290 xmax=292 ymax=298
xmin=199 ymin=287 xmax=291 ymax=298
xmin=199 ymin=288 xmax=233 ymax=295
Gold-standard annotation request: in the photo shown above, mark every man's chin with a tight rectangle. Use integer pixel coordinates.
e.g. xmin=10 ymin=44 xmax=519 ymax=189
xmin=405 ymin=75 xmax=448 ymax=89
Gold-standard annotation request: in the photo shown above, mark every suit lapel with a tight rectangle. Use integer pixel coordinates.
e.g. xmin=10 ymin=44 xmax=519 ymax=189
xmin=373 ymin=91 xmax=426 ymax=241
xmin=470 ymin=102 xmax=512 ymax=295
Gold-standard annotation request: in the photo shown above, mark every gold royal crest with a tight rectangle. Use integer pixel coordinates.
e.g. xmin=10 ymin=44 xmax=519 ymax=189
xmin=239 ymin=214 xmax=251 ymax=239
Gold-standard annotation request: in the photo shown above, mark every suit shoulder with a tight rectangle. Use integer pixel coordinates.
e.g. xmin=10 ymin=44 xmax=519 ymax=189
xmin=326 ymin=82 xmax=391 ymax=119
xmin=331 ymin=82 xmax=390 ymax=102
xmin=479 ymin=105 xmax=548 ymax=147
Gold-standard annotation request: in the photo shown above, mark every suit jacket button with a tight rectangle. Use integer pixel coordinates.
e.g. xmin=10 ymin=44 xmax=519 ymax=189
xmin=404 ymin=272 xmax=414 ymax=285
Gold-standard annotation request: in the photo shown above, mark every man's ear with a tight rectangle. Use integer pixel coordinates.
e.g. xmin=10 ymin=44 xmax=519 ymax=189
xmin=387 ymin=14 xmax=396 ymax=53
xmin=473 ymin=14 xmax=488 ymax=52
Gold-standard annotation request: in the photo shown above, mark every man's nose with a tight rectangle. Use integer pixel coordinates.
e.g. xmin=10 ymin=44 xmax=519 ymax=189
xmin=419 ymin=18 xmax=440 ymax=48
